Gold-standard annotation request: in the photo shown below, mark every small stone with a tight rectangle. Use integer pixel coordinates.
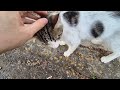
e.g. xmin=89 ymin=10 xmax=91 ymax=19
xmin=78 ymin=63 xmax=82 ymax=66
xmin=54 ymin=57 xmax=58 ymax=60
xmin=25 ymin=47 xmax=28 ymax=51
xmin=18 ymin=61 xmax=21 ymax=64
xmin=59 ymin=56 xmax=63 ymax=60
xmin=32 ymin=38 xmax=36 ymax=43
xmin=47 ymin=76 xmax=52 ymax=79
xmin=99 ymin=70 xmax=102 ymax=74
xmin=0 ymin=67 xmax=2 ymax=70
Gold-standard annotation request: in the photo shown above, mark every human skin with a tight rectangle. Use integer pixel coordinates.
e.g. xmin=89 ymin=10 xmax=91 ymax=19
xmin=0 ymin=11 xmax=48 ymax=54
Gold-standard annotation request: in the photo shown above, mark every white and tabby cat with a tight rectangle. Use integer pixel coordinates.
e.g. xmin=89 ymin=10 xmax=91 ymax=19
xmin=48 ymin=11 xmax=120 ymax=63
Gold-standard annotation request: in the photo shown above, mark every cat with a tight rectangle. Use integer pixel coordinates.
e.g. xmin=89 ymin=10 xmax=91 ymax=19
xmin=48 ymin=11 xmax=120 ymax=63
xmin=36 ymin=11 xmax=63 ymax=45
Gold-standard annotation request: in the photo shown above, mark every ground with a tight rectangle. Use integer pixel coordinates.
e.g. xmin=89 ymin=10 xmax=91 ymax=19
xmin=0 ymin=37 xmax=120 ymax=79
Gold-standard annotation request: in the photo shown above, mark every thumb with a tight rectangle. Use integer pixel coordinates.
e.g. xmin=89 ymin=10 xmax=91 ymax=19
xmin=27 ymin=18 xmax=48 ymax=35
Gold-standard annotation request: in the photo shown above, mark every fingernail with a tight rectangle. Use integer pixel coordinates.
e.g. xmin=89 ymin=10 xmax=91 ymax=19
xmin=41 ymin=18 xmax=48 ymax=24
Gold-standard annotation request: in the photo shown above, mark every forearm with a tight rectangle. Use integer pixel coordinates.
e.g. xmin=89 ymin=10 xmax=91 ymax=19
xmin=0 ymin=30 xmax=29 ymax=54
xmin=0 ymin=32 xmax=16 ymax=54
xmin=0 ymin=11 xmax=20 ymax=54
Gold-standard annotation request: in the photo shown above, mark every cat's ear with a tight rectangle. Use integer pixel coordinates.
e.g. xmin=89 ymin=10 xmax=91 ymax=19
xmin=50 ymin=13 xmax=59 ymax=28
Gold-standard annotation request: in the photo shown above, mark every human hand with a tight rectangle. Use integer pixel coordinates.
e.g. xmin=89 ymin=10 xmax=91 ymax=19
xmin=0 ymin=11 xmax=48 ymax=54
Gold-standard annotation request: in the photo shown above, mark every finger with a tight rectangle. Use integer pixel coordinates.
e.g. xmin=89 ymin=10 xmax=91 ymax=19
xmin=27 ymin=18 xmax=48 ymax=35
xmin=34 ymin=11 xmax=48 ymax=17
xmin=35 ymin=11 xmax=48 ymax=15
xmin=26 ymin=13 xmax=40 ymax=20
xmin=20 ymin=11 xmax=28 ymax=18
xmin=23 ymin=18 xmax=35 ymax=24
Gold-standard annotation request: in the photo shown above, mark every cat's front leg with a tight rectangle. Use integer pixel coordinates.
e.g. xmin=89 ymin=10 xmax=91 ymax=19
xmin=91 ymin=38 xmax=103 ymax=45
xmin=101 ymin=52 xmax=120 ymax=63
xmin=64 ymin=42 xmax=80 ymax=57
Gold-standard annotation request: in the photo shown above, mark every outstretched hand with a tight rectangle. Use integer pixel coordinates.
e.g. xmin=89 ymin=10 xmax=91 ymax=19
xmin=0 ymin=11 xmax=48 ymax=54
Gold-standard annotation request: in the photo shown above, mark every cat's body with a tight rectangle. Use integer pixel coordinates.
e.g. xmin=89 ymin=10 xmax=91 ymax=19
xmin=48 ymin=11 xmax=120 ymax=63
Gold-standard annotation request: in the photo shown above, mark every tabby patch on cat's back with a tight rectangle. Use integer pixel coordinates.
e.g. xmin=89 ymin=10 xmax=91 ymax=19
xmin=63 ymin=11 xmax=79 ymax=26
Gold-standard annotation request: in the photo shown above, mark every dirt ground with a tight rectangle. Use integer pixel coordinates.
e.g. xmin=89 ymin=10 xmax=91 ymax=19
xmin=0 ymin=37 xmax=120 ymax=79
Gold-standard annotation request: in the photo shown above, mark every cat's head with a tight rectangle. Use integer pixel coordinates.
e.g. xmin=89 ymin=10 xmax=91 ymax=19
xmin=36 ymin=11 xmax=63 ymax=44
xmin=49 ymin=12 xmax=63 ymax=41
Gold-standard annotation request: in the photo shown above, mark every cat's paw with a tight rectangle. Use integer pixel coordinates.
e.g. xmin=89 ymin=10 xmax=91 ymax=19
xmin=59 ymin=41 xmax=66 ymax=45
xmin=49 ymin=44 xmax=59 ymax=49
xmin=101 ymin=57 xmax=110 ymax=63
xmin=48 ymin=41 xmax=59 ymax=49
xmin=91 ymin=38 xmax=102 ymax=45
xmin=64 ymin=51 xmax=71 ymax=57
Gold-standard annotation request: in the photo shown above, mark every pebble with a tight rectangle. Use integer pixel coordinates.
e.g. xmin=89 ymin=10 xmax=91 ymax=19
xmin=54 ymin=57 xmax=58 ymax=60
xmin=47 ymin=76 xmax=52 ymax=79
xmin=0 ymin=67 xmax=2 ymax=70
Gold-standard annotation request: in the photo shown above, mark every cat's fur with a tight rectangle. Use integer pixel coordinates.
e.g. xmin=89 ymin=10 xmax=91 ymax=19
xmin=36 ymin=12 xmax=63 ymax=45
xmin=48 ymin=11 xmax=120 ymax=63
